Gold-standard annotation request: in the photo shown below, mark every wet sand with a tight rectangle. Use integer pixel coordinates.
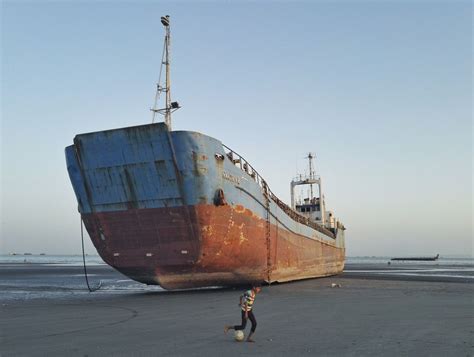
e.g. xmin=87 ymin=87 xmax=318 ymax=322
xmin=0 ymin=264 xmax=473 ymax=356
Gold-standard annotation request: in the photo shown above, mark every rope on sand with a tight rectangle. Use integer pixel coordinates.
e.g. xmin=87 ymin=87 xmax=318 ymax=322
xmin=80 ymin=216 xmax=102 ymax=292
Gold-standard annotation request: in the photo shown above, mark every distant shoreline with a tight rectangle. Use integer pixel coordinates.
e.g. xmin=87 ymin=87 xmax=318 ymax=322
xmin=0 ymin=262 xmax=472 ymax=284
xmin=2 ymin=254 xmax=473 ymax=258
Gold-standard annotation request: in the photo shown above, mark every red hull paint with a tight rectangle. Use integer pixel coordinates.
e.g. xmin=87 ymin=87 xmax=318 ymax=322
xmin=83 ymin=204 xmax=344 ymax=289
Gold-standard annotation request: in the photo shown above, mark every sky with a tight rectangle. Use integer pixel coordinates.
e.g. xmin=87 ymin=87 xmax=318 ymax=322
xmin=1 ymin=0 xmax=472 ymax=257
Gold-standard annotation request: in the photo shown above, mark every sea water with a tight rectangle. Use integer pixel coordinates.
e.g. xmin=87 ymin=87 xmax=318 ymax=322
xmin=0 ymin=255 xmax=472 ymax=303
xmin=345 ymin=256 xmax=474 ymax=280
xmin=1 ymin=255 xmax=472 ymax=266
xmin=0 ymin=254 xmax=106 ymax=265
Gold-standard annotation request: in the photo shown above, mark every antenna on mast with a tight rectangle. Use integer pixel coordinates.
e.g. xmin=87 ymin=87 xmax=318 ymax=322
xmin=306 ymin=152 xmax=316 ymax=198
xmin=151 ymin=15 xmax=181 ymax=129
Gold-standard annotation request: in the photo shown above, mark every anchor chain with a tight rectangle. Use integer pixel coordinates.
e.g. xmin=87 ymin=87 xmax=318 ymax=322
xmin=263 ymin=180 xmax=272 ymax=283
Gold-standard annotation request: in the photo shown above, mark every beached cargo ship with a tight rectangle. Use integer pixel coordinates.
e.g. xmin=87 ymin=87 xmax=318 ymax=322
xmin=65 ymin=16 xmax=346 ymax=289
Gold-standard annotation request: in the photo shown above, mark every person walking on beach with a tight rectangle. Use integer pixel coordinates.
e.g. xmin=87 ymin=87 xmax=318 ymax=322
xmin=224 ymin=286 xmax=261 ymax=342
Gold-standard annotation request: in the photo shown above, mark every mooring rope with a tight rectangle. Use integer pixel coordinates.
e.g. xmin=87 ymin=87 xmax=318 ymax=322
xmin=80 ymin=216 xmax=102 ymax=292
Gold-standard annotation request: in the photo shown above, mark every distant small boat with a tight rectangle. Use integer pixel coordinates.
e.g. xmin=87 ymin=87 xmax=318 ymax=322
xmin=40 ymin=253 xmax=46 ymax=256
xmin=391 ymin=254 xmax=439 ymax=261
xmin=23 ymin=253 xmax=32 ymax=256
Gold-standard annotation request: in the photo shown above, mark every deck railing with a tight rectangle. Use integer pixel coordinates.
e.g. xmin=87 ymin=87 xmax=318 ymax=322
xmin=222 ymin=144 xmax=335 ymax=238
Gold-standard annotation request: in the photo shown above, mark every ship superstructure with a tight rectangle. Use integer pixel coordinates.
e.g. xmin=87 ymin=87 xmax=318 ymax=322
xmin=291 ymin=153 xmax=342 ymax=232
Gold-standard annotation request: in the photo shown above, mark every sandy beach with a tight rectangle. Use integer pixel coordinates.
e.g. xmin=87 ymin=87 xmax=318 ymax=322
xmin=0 ymin=262 xmax=473 ymax=357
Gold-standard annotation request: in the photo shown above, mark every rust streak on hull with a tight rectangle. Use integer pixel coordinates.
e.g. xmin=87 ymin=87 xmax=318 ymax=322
xmin=82 ymin=204 xmax=344 ymax=290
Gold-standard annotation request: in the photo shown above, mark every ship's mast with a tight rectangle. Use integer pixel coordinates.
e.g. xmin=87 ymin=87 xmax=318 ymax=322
xmin=163 ymin=15 xmax=172 ymax=127
xmin=307 ymin=153 xmax=315 ymax=198
xmin=151 ymin=15 xmax=180 ymax=129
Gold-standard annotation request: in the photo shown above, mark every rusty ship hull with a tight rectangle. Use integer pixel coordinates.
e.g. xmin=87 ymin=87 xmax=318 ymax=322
xmin=66 ymin=123 xmax=345 ymax=289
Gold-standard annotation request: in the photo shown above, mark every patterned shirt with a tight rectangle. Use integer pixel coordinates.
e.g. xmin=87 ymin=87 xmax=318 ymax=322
xmin=241 ymin=289 xmax=256 ymax=312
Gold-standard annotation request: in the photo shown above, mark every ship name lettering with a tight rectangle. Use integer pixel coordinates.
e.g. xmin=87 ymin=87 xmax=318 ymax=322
xmin=222 ymin=171 xmax=241 ymax=184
